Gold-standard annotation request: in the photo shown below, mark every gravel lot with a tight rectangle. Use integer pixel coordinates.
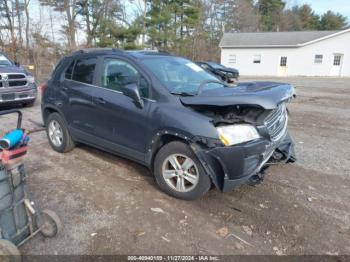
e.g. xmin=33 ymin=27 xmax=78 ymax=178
xmin=0 ymin=77 xmax=349 ymax=256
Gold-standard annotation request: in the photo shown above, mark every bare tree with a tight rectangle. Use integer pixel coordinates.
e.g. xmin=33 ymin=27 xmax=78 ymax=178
xmin=39 ymin=0 xmax=78 ymax=51
xmin=24 ymin=0 xmax=30 ymax=62
xmin=15 ymin=0 xmax=23 ymax=47
xmin=76 ymin=0 xmax=124 ymax=47
xmin=132 ymin=0 xmax=148 ymax=45
xmin=1 ymin=0 xmax=18 ymax=60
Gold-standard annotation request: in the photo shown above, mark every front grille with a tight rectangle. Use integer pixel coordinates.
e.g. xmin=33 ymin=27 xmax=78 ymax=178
xmin=0 ymin=73 xmax=27 ymax=88
xmin=8 ymin=74 xmax=25 ymax=80
xmin=265 ymin=103 xmax=288 ymax=141
xmin=9 ymin=80 xmax=27 ymax=87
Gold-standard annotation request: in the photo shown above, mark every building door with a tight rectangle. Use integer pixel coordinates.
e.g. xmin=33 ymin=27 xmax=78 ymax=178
xmin=278 ymin=56 xmax=288 ymax=76
xmin=330 ymin=54 xmax=343 ymax=76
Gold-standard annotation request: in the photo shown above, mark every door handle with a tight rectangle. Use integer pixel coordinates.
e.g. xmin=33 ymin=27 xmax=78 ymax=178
xmin=94 ymin=97 xmax=106 ymax=104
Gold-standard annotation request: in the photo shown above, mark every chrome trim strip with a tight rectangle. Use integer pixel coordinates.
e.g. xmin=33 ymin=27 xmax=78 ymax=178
xmin=0 ymin=96 xmax=36 ymax=103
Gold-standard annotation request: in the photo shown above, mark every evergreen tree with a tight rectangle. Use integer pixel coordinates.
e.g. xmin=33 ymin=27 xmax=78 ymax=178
xmin=145 ymin=0 xmax=201 ymax=53
xmin=298 ymin=4 xmax=319 ymax=30
xmin=258 ymin=0 xmax=285 ymax=31
xmin=319 ymin=10 xmax=347 ymax=30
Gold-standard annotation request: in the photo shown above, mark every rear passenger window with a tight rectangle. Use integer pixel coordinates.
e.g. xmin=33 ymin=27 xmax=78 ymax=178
xmin=72 ymin=57 xmax=97 ymax=84
xmin=65 ymin=61 xmax=75 ymax=79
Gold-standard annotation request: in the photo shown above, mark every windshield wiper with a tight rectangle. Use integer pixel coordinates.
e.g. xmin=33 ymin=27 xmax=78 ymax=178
xmin=170 ymin=91 xmax=195 ymax=96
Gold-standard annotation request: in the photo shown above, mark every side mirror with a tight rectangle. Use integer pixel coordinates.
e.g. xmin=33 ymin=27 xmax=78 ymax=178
xmin=14 ymin=61 xmax=20 ymax=67
xmin=122 ymin=83 xmax=144 ymax=108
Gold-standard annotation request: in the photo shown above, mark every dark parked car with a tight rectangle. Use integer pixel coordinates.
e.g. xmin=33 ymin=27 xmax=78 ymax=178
xmin=0 ymin=52 xmax=37 ymax=107
xmin=41 ymin=48 xmax=296 ymax=200
xmin=195 ymin=61 xmax=239 ymax=83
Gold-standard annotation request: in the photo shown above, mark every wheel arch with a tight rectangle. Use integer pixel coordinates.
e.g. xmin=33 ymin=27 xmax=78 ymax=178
xmin=146 ymin=130 xmax=193 ymax=171
xmin=146 ymin=130 xmax=223 ymax=190
xmin=42 ymin=105 xmax=64 ymax=126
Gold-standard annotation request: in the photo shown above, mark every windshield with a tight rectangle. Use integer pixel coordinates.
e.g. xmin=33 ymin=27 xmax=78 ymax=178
xmin=0 ymin=55 xmax=13 ymax=67
xmin=141 ymin=57 xmax=226 ymax=95
xmin=207 ymin=61 xmax=225 ymax=70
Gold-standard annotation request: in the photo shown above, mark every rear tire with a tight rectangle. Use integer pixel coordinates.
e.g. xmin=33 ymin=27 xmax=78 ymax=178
xmin=46 ymin=112 xmax=75 ymax=153
xmin=154 ymin=141 xmax=211 ymax=200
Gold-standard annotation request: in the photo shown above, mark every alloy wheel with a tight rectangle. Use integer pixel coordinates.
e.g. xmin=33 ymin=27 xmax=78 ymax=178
xmin=48 ymin=120 xmax=63 ymax=147
xmin=162 ymin=154 xmax=199 ymax=192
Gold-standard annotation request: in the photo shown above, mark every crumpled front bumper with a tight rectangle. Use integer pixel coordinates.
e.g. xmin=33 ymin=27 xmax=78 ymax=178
xmin=192 ymin=133 xmax=296 ymax=192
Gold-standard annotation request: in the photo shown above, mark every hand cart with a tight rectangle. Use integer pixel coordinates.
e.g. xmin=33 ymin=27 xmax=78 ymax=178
xmin=0 ymin=109 xmax=61 ymax=261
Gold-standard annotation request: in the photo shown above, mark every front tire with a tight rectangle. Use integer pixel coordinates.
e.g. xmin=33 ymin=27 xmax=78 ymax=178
xmin=154 ymin=141 xmax=211 ymax=200
xmin=46 ymin=113 xmax=75 ymax=153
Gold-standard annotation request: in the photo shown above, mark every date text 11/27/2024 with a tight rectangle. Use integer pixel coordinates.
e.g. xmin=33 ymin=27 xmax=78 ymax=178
xmin=127 ymin=256 xmax=220 ymax=261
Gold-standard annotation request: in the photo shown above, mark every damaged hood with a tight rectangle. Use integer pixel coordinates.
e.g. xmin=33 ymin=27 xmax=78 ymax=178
xmin=180 ymin=82 xmax=295 ymax=110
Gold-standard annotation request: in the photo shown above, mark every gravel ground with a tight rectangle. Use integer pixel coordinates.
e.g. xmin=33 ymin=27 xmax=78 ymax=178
xmin=0 ymin=77 xmax=349 ymax=256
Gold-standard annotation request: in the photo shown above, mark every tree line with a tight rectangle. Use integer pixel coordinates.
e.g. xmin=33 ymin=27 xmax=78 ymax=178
xmin=0 ymin=0 xmax=348 ymax=81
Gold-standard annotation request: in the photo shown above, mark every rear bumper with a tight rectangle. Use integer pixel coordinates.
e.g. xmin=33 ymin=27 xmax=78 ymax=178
xmin=193 ymin=133 xmax=295 ymax=192
xmin=0 ymin=86 xmax=37 ymax=104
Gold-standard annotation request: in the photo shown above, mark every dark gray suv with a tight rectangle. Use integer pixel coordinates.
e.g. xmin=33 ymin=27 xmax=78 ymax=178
xmin=41 ymin=48 xmax=296 ymax=200
xmin=0 ymin=52 xmax=37 ymax=107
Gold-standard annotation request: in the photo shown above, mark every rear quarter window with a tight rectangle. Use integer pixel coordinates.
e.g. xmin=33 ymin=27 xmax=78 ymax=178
xmin=64 ymin=60 xmax=75 ymax=79
xmin=72 ymin=57 xmax=97 ymax=84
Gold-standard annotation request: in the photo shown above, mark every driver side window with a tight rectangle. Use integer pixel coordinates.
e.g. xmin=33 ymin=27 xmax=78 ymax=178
xmin=101 ymin=58 xmax=149 ymax=98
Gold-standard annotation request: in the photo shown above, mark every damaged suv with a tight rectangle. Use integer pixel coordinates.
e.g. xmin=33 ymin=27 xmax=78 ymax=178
xmin=42 ymin=49 xmax=296 ymax=200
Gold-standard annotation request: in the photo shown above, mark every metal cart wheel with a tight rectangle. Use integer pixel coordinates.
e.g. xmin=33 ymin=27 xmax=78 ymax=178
xmin=0 ymin=239 xmax=21 ymax=262
xmin=36 ymin=209 xmax=62 ymax=238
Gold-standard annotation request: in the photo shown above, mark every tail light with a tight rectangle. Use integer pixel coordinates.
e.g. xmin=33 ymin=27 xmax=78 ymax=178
xmin=39 ymin=82 xmax=48 ymax=94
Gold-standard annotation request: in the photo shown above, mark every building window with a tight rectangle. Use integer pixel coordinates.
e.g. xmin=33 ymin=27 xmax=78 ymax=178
xmin=253 ymin=55 xmax=261 ymax=64
xmin=280 ymin=57 xmax=287 ymax=67
xmin=333 ymin=55 xmax=342 ymax=66
xmin=228 ymin=54 xmax=236 ymax=64
xmin=314 ymin=55 xmax=323 ymax=64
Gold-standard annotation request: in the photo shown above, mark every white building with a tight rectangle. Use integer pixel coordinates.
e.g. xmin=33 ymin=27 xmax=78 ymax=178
xmin=219 ymin=29 xmax=350 ymax=77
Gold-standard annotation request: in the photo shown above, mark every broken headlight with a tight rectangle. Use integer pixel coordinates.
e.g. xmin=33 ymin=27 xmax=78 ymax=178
xmin=217 ymin=124 xmax=260 ymax=146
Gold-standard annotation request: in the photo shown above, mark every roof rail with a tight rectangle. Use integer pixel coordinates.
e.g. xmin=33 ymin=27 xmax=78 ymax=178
xmin=127 ymin=50 xmax=172 ymax=56
xmin=72 ymin=48 xmax=123 ymax=55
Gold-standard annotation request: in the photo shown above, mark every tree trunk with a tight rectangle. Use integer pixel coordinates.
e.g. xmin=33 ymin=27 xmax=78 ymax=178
xmin=15 ymin=0 xmax=23 ymax=48
xmin=24 ymin=0 xmax=31 ymax=63
xmin=141 ymin=0 xmax=147 ymax=46
xmin=3 ymin=0 xmax=17 ymax=60
xmin=82 ymin=0 xmax=92 ymax=47
xmin=180 ymin=2 xmax=184 ymax=40
xmin=64 ymin=0 xmax=76 ymax=50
